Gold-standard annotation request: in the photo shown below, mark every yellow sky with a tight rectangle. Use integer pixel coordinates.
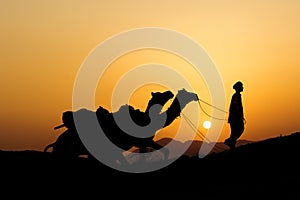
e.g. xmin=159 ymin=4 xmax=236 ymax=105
xmin=0 ymin=0 xmax=300 ymax=151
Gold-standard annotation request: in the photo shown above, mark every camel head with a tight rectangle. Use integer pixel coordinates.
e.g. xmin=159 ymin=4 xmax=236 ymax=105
xmin=145 ymin=90 xmax=174 ymax=114
xmin=176 ymin=88 xmax=199 ymax=105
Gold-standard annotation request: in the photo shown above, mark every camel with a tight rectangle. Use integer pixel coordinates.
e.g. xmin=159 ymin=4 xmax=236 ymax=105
xmin=44 ymin=90 xmax=174 ymax=158
xmin=44 ymin=88 xmax=198 ymax=163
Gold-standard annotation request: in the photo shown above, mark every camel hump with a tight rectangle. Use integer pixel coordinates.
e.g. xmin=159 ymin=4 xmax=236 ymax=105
xmin=62 ymin=111 xmax=75 ymax=129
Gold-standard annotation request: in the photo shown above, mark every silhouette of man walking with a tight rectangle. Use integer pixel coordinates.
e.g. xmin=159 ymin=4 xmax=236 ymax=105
xmin=224 ymin=81 xmax=245 ymax=149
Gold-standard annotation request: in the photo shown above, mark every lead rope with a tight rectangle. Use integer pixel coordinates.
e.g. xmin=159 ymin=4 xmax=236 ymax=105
xmin=181 ymin=112 xmax=227 ymax=152
xmin=181 ymin=98 xmax=230 ymax=152
xmin=198 ymin=99 xmax=228 ymax=121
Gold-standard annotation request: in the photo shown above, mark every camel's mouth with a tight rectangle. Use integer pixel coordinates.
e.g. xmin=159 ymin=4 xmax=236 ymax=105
xmin=194 ymin=93 xmax=199 ymax=101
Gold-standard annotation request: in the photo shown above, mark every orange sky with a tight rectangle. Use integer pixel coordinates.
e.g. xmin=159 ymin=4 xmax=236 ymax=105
xmin=0 ymin=0 xmax=299 ymax=151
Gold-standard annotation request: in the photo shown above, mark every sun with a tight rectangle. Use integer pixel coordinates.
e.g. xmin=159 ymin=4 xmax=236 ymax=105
xmin=203 ymin=120 xmax=211 ymax=129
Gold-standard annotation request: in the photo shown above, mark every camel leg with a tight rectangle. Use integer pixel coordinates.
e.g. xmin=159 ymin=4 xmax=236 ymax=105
xmin=147 ymin=141 xmax=169 ymax=160
xmin=137 ymin=146 xmax=147 ymax=162
xmin=116 ymin=152 xmax=129 ymax=165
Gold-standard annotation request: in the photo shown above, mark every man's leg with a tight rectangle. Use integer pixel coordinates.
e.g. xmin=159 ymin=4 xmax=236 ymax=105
xmin=224 ymin=123 xmax=238 ymax=149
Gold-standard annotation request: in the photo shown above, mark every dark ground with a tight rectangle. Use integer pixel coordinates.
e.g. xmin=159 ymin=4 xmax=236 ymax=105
xmin=1 ymin=132 xmax=299 ymax=198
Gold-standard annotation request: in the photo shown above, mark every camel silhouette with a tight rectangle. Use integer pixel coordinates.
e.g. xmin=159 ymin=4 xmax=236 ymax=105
xmin=44 ymin=88 xmax=198 ymax=164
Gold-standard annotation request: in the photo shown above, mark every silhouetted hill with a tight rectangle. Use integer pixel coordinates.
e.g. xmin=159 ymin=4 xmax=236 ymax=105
xmin=1 ymin=132 xmax=299 ymax=197
xmin=156 ymin=137 xmax=253 ymax=158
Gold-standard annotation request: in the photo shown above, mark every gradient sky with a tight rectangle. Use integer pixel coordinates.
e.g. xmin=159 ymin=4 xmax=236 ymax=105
xmin=1 ymin=0 xmax=299 ymax=151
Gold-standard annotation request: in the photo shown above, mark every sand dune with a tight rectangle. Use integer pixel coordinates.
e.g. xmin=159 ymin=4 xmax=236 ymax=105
xmin=1 ymin=132 xmax=299 ymax=197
